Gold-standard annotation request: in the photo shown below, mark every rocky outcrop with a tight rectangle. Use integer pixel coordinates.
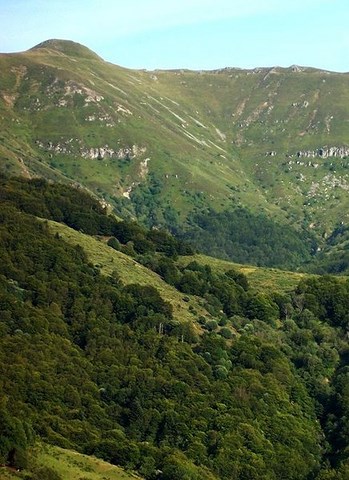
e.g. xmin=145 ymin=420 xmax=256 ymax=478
xmin=290 ymin=65 xmax=304 ymax=73
xmin=36 ymin=140 xmax=146 ymax=160
xmin=81 ymin=147 xmax=116 ymax=159
xmin=80 ymin=144 xmax=147 ymax=160
xmin=35 ymin=140 xmax=73 ymax=155
xmin=297 ymin=146 xmax=349 ymax=159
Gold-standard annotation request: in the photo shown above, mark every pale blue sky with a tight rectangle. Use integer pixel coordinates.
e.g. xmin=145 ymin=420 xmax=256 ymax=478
xmin=0 ymin=0 xmax=348 ymax=72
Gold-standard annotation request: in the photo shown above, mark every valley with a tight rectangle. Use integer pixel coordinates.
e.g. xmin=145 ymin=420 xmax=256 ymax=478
xmin=1 ymin=40 xmax=349 ymax=480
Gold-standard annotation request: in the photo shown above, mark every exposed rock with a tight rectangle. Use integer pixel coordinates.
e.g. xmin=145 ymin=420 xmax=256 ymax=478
xmin=2 ymin=94 xmax=17 ymax=107
xmin=81 ymin=147 xmax=116 ymax=160
xmin=139 ymin=158 xmax=150 ymax=178
xmin=290 ymin=65 xmax=304 ymax=73
xmin=58 ymin=99 xmax=68 ymax=107
xmin=325 ymin=115 xmax=334 ymax=133
xmin=116 ymin=104 xmax=132 ymax=115
xmin=319 ymin=146 xmax=349 ymax=158
xmin=80 ymin=144 xmax=146 ymax=160
xmin=291 ymin=99 xmax=309 ymax=108
xmin=122 ymin=182 xmax=138 ymax=199
xmin=37 ymin=140 xmax=73 ymax=155
xmin=84 ymin=92 xmax=104 ymax=103
xmin=36 ymin=140 xmax=146 ymax=160
xmin=84 ymin=113 xmax=115 ymax=126
xmin=297 ymin=146 xmax=349 ymax=159
xmin=51 ymin=80 xmax=105 ymax=105
xmin=307 ymin=174 xmax=349 ymax=198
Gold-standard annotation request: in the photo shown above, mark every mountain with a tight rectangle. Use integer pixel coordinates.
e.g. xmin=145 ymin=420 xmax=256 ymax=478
xmin=1 ymin=39 xmax=349 ymax=269
xmin=2 ymin=41 xmax=349 ymax=479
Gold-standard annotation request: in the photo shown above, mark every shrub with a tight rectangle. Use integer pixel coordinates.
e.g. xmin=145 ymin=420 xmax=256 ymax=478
xmin=219 ymin=327 xmax=233 ymax=339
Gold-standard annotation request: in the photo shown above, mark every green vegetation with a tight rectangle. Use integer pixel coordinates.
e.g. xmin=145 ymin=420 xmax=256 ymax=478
xmin=179 ymin=208 xmax=316 ymax=269
xmin=1 ymin=40 xmax=349 ymax=479
xmin=0 ymin=443 xmax=142 ymax=480
xmin=1 ymin=176 xmax=349 ymax=479
xmin=177 ymin=253 xmax=310 ymax=293
xmin=1 ymin=40 xmax=349 ymax=270
xmin=46 ymin=221 xmax=204 ymax=324
xmin=308 ymin=224 xmax=349 ymax=275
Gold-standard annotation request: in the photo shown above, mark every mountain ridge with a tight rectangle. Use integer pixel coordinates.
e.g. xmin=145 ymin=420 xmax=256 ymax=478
xmin=16 ymin=39 xmax=349 ymax=74
xmin=1 ymin=39 xmax=349 ymax=270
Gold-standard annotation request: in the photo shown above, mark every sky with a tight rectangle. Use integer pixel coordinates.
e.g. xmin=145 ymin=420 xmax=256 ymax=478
xmin=0 ymin=0 xmax=348 ymax=72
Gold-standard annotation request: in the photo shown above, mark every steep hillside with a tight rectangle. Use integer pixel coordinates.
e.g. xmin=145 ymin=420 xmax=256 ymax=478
xmin=0 ymin=443 xmax=143 ymax=480
xmin=2 ymin=177 xmax=349 ymax=479
xmin=46 ymin=220 xmax=209 ymax=324
xmin=1 ymin=40 xmax=349 ymax=267
xmin=177 ymin=253 xmax=310 ymax=293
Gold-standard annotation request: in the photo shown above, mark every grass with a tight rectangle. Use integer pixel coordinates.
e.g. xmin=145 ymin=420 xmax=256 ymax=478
xmin=47 ymin=220 xmax=209 ymax=324
xmin=2 ymin=39 xmax=349 ymax=257
xmin=0 ymin=468 xmax=17 ymax=480
xmin=0 ymin=443 xmax=143 ymax=480
xmin=177 ymin=253 xmax=311 ymax=293
xmin=34 ymin=444 xmax=142 ymax=480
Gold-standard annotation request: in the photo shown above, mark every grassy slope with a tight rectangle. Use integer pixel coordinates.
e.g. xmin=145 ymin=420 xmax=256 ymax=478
xmin=177 ymin=253 xmax=311 ymax=293
xmin=48 ymin=219 xmax=309 ymax=296
xmin=0 ymin=444 xmax=142 ymax=480
xmin=1 ymin=40 xmax=349 ymax=246
xmin=47 ymin=220 xmax=208 ymax=324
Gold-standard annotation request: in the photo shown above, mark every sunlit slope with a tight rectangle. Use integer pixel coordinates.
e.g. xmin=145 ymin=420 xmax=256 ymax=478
xmin=47 ymin=220 xmax=209 ymax=324
xmin=1 ymin=39 xmax=349 ymax=241
xmin=0 ymin=443 xmax=143 ymax=480
xmin=176 ymin=253 xmax=312 ymax=293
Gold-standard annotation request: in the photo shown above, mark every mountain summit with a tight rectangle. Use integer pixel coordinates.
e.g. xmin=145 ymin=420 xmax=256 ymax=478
xmin=30 ymin=38 xmax=103 ymax=60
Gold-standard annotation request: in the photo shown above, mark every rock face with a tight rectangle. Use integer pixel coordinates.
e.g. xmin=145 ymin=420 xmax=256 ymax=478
xmin=36 ymin=140 xmax=146 ymax=160
xmin=297 ymin=146 xmax=349 ymax=159
xmin=80 ymin=145 xmax=146 ymax=160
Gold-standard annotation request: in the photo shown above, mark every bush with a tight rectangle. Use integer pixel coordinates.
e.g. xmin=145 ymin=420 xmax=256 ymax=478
xmin=31 ymin=466 xmax=62 ymax=480
xmin=205 ymin=320 xmax=218 ymax=332
xmin=107 ymin=237 xmax=121 ymax=251
xmin=219 ymin=327 xmax=233 ymax=339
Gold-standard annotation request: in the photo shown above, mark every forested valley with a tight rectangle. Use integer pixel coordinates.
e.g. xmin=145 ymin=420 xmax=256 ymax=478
xmin=1 ymin=176 xmax=349 ymax=479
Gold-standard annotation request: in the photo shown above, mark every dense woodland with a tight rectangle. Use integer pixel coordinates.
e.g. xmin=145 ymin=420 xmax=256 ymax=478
xmin=180 ymin=208 xmax=316 ymax=270
xmin=112 ymin=175 xmax=317 ymax=271
xmin=113 ymin=174 xmax=349 ymax=274
xmin=1 ymin=177 xmax=349 ymax=479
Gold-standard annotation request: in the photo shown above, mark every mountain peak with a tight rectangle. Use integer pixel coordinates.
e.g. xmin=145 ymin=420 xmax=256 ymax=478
xmin=30 ymin=39 xmax=102 ymax=61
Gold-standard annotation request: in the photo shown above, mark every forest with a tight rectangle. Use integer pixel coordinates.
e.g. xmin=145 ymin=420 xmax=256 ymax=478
xmin=113 ymin=174 xmax=317 ymax=271
xmin=179 ymin=208 xmax=316 ymax=270
xmin=1 ymin=176 xmax=349 ymax=479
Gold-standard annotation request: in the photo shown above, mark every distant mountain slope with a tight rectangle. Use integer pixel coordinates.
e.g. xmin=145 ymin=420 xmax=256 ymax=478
xmin=30 ymin=38 xmax=104 ymax=60
xmin=1 ymin=39 xmax=349 ymax=268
